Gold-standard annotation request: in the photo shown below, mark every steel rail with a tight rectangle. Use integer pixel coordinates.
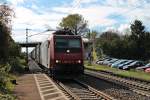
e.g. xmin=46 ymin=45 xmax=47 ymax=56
xmin=85 ymin=69 xmax=150 ymax=97
xmin=58 ymin=82 xmax=81 ymax=100
xmin=74 ymin=79 xmax=116 ymax=100
xmin=57 ymin=79 xmax=114 ymax=100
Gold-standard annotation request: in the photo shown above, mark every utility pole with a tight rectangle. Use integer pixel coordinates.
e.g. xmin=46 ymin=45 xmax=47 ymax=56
xmin=26 ymin=28 xmax=31 ymax=65
xmin=88 ymin=29 xmax=92 ymax=65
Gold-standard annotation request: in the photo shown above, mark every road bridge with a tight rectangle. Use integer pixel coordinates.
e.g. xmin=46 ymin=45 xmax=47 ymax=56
xmin=16 ymin=38 xmax=92 ymax=48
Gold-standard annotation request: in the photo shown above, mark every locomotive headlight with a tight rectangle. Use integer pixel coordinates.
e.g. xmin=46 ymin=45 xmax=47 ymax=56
xmin=78 ymin=60 xmax=81 ymax=63
xmin=56 ymin=60 xmax=59 ymax=63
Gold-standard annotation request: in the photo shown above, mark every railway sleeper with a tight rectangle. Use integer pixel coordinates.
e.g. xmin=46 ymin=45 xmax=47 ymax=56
xmin=79 ymin=97 xmax=103 ymax=100
xmin=86 ymin=70 xmax=150 ymax=91
xmin=73 ymin=92 xmax=96 ymax=95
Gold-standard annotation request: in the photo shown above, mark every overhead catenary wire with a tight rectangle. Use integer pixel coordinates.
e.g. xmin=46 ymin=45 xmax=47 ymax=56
xmin=28 ymin=29 xmax=56 ymax=37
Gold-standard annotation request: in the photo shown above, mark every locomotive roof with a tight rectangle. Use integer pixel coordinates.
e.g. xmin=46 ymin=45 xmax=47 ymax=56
xmin=53 ymin=29 xmax=74 ymax=35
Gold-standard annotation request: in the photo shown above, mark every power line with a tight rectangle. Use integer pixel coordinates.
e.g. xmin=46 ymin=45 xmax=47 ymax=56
xmin=28 ymin=29 xmax=56 ymax=37
xmin=26 ymin=28 xmax=31 ymax=64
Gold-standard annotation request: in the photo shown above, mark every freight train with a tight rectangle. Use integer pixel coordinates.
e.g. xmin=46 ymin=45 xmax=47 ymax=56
xmin=30 ymin=29 xmax=84 ymax=78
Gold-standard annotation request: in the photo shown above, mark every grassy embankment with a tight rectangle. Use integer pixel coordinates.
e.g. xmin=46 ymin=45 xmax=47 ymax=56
xmin=0 ymin=57 xmax=27 ymax=100
xmin=84 ymin=61 xmax=150 ymax=81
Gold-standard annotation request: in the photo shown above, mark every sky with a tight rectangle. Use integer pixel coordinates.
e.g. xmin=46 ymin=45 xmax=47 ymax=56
xmin=1 ymin=0 xmax=150 ymax=43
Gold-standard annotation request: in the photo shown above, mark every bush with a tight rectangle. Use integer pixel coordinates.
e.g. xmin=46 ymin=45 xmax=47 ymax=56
xmin=9 ymin=57 xmax=25 ymax=73
xmin=0 ymin=64 xmax=16 ymax=100
xmin=19 ymin=59 xmax=27 ymax=66
xmin=0 ymin=64 xmax=10 ymax=91
xmin=0 ymin=63 xmax=11 ymax=73
xmin=0 ymin=73 xmax=9 ymax=93
xmin=0 ymin=94 xmax=16 ymax=100
xmin=0 ymin=65 xmax=15 ymax=93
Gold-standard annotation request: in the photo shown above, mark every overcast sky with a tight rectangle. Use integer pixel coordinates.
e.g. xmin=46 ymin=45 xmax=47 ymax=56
xmin=1 ymin=0 xmax=150 ymax=43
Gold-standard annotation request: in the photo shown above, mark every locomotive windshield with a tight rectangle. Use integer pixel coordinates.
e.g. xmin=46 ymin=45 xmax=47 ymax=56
xmin=55 ymin=38 xmax=81 ymax=48
xmin=54 ymin=37 xmax=82 ymax=53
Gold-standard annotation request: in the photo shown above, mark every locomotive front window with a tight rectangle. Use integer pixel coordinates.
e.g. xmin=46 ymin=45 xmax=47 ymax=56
xmin=69 ymin=39 xmax=81 ymax=48
xmin=55 ymin=39 xmax=68 ymax=48
xmin=55 ymin=38 xmax=81 ymax=48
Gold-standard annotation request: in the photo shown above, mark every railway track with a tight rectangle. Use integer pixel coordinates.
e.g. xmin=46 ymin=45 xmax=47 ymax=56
xmin=86 ymin=68 xmax=150 ymax=84
xmin=85 ymin=69 xmax=150 ymax=97
xmin=57 ymin=79 xmax=114 ymax=100
xmin=34 ymin=72 xmax=114 ymax=100
xmin=34 ymin=69 xmax=150 ymax=99
xmin=30 ymin=59 xmax=150 ymax=99
xmin=78 ymin=74 xmax=150 ymax=100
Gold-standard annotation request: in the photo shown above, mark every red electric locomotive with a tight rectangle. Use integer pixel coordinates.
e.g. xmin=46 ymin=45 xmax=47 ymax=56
xmin=31 ymin=29 xmax=84 ymax=78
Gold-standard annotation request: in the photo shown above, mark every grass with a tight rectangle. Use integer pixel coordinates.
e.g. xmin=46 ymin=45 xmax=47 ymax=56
xmin=84 ymin=62 xmax=150 ymax=81
xmin=0 ymin=93 xmax=16 ymax=100
xmin=19 ymin=59 xmax=27 ymax=66
xmin=0 ymin=72 xmax=16 ymax=100
xmin=6 ymin=74 xmax=16 ymax=91
xmin=0 ymin=57 xmax=26 ymax=100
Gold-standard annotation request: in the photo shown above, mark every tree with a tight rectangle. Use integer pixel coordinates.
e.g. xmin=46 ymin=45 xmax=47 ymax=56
xmin=0 ymin=4 xmax=14 ymax=24
xmin=0 ymin=21 xmax=9 ymax=62
xmin=96 ymin=31 xmax=121 ymax=58
xmin=130 ymin=20 xmax=145 ymax=40
xmin=100 ymin=31 xmax=120 ymax=41
xmin=0 ymin=4 xmax=14 ymax=63
xmin=130 ymin=20 xmax=150 ymax=60
xmin=59 ymin=14 xmax=88 ymax=35
xmin=96 ymin=20 xmax=150 ymax=61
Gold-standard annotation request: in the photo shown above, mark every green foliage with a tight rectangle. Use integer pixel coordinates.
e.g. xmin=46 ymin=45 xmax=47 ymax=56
xmin=0 ymin=64 xmax=16 ymax=100
xmin=0 ymin=73 xmax=9 ymax=92
xmin=129 ymin=20 xmax=150 ymax=60
xmin=0 ymin=64 xmax=12 ymax=93
xmin=19 ymin=58 xmax=27 ymax=66
xmin=0 ymin=21 xmax=10 ymax=62
xmin=59 ymin=14 xmax=88 ymax=35
xmin=0 ymin=63 xmax=11 ymax=73
xmin=0 ymin=4 xmax=14 ymax=63
xmin=96 ymin=20 xmax=150 ymax=61
xmin=96 ymin=31 xmax=121 ymax=58
xmin=99 ymin=31 xmax=120 ymax=41
xmin=8 ymin=42 xmax=21 ymax=58
xmin=19 ymin=52 xmax=26 ymax=59
xmin=0 ymin=94 xmax=16 ymax=100
xmin=85 ymin=65 xmax=150 ymax=81
xmin=0 ymin=4 xmax=23 ymax=99
xmin=130 ymin=20 xmax=145 ymax=39
xmin=9 ymin=57 xmax=25 ymax=74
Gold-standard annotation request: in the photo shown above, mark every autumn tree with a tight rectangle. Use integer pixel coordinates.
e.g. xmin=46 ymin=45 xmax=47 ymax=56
xmin=59 ymin=14 xmax=88 ymax=35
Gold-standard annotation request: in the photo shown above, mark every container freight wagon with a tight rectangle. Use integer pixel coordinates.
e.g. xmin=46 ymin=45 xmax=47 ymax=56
xmin=31 ymin=30 xmax=84 ymax=78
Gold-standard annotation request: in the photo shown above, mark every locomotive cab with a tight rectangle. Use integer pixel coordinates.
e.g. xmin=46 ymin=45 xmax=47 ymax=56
xmin=31 ymin=29 xmax=84 ymax=79
xmin=49 ymin=30 xmax=84 ymax=78
xmin=51 ymin=35 xmax=84 ymax=77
